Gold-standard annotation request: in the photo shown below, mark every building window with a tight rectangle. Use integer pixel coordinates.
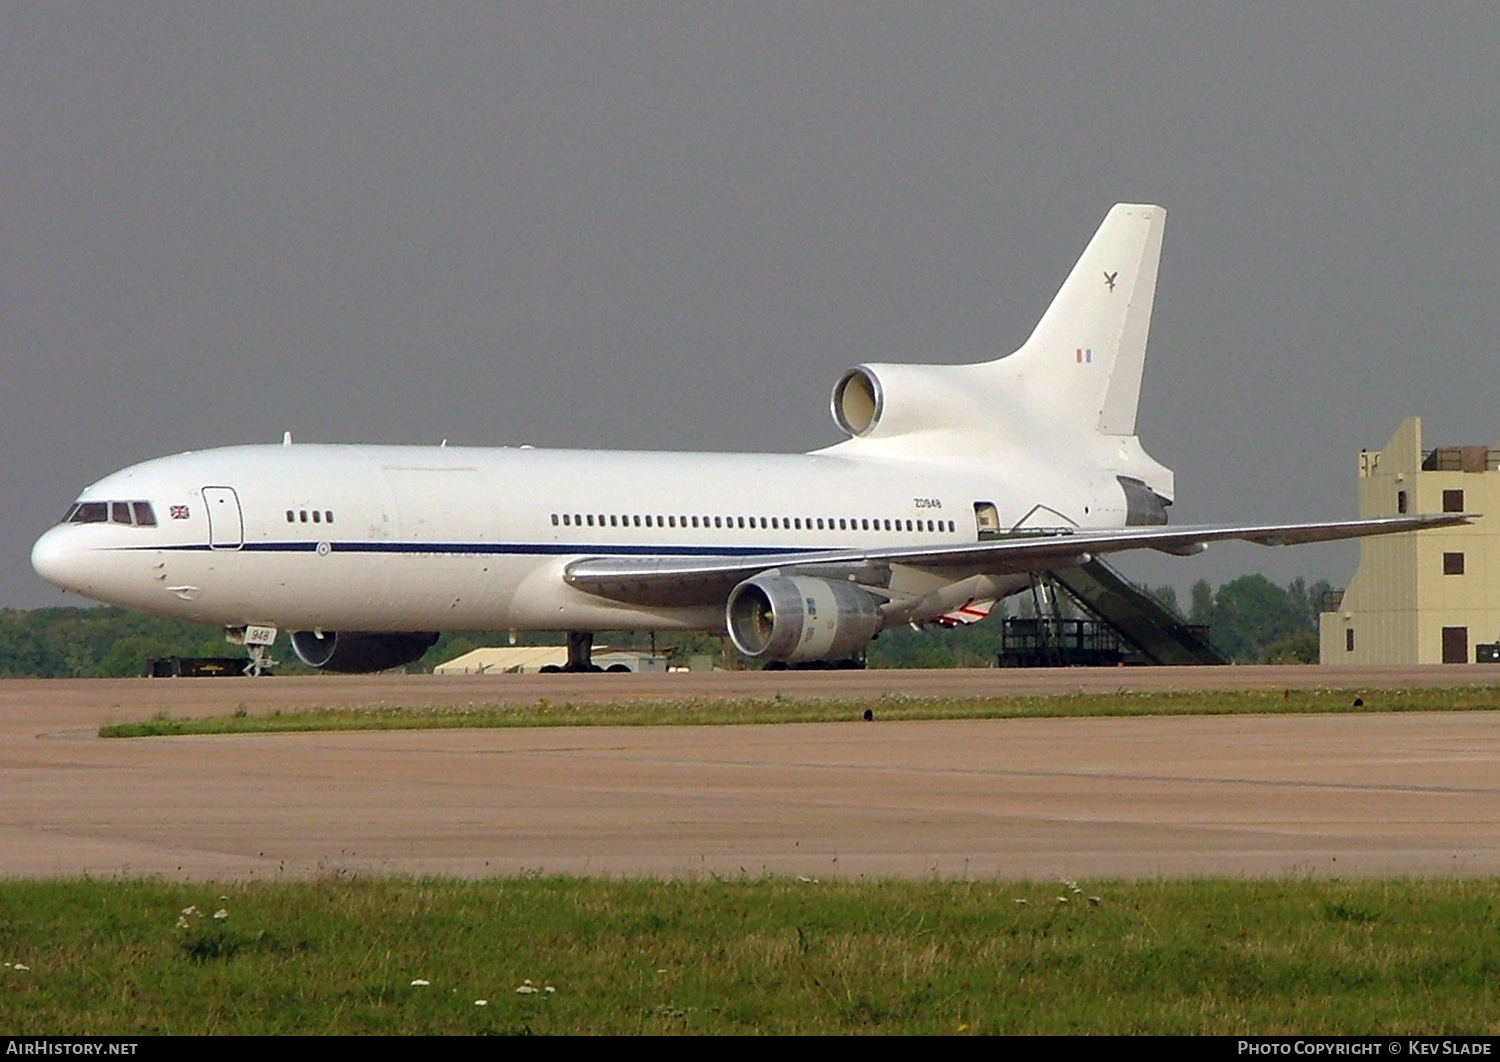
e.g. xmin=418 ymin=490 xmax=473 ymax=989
xmin=1444 ymin=489 xmax=1465 ymax=513
xmin=1444 ymin=552 xmax=1465 ymax=575
xmin=1397 ymin=490 xmax=1408 ymax=514
xmin=1345 ymin=628 xmax=1355 ymax=653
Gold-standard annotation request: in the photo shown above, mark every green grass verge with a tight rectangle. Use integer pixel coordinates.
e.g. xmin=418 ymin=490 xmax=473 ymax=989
xmin=1 ymin=877 xmax=1497 ymax=1034
xmin=100 ymin=686 xmax=1500 ymax=738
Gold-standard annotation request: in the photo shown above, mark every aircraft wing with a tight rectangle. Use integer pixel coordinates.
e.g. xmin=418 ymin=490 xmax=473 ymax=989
xmin=562 ymin=513 xmax=1471 ymax=606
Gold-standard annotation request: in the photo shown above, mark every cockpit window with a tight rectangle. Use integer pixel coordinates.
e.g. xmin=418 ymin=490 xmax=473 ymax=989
xmin=67 ymin=502 xmax=108 ymax=524
xmin=65 ymin=500 xmax=158 ymax=526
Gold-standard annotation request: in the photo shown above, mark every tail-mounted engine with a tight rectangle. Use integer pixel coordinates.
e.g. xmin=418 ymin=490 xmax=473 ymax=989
xmin=831 ymin=363 xmax=985 ymax=440
xmin=727 ymin=574 xmax=882 ymax=663
xmin=290 ymin=630 xmax=439 ymax=673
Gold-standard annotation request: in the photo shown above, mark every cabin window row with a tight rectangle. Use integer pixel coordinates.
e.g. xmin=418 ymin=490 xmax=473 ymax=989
xmin=549 ymin=512 xmax=958 ymax=533
xmin=285 ymin=510 xmax=335 ymax=524
xmin=65 ymin=501 xmax=158 ymax=527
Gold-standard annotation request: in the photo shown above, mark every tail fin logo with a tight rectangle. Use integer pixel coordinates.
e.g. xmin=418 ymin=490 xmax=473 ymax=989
xmin=1075 ymin=348 xmax=1093 ymax=364
xmin=1103 ymin=270 xmax=1118 ymax=292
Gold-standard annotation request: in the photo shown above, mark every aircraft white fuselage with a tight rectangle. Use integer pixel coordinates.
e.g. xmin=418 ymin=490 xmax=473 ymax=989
xmin=31 ymin=205 xmax=1465 ymax=670
xmin=33 ymin=441 xmax=1091 ymax=632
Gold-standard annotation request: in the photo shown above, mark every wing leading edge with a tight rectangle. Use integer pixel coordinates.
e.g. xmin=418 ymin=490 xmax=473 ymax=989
xmin=562 ymin=513 xmax=1472 ymax=607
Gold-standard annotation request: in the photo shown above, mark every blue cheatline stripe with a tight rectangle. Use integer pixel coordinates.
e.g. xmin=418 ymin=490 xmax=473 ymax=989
xmin=120 ymin=541 xmax=828 ymax=558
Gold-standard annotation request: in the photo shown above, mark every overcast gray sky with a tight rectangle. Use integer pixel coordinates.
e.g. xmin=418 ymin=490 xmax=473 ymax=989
xmin=4 ymin=3 xmax=1499 ymax=609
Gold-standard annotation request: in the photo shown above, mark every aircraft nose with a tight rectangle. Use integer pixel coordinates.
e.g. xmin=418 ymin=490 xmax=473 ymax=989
xmin=31 ymin=525 xmax=84 ymax=592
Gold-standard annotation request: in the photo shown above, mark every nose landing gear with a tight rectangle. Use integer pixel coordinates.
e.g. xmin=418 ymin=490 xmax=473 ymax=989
xmin=243 ymin=642 xmax=278 ymax=677
xmin=226 ymin=624 xmax=279 ymax=677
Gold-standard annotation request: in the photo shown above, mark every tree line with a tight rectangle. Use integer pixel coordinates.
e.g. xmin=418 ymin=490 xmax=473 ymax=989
xmin=0 ymin=574 xmax=1331 ymax=677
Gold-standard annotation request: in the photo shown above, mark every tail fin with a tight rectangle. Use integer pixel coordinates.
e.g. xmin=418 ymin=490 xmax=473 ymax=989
xmin=988 ymin=204 xmax=1164 ymax=436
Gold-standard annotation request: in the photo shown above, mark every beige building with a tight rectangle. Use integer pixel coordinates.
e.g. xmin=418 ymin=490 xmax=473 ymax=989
xmin=1320 ymin=417 xmax=1500 ymax=664
xmin=433 ymin=646 xmax=670 ymax=674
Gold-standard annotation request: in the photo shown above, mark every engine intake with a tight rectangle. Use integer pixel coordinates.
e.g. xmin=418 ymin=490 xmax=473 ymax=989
xmin=829 ymin=362 xmax=983 ymax=440
xmin=727 ymin=574 xmax=882 ymax=663
xmin=831 ymin=368 xmax=883 ymax=436
xmin=290 ymin=630 xmax=439 ymax=673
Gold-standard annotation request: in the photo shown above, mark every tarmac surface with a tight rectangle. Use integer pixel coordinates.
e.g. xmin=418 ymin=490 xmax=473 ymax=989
xmin=4 ymin=665 xmax=1500 ymax=881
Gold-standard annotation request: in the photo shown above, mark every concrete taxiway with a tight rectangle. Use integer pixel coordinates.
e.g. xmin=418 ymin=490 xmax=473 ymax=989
xmin=2 ymin=666 xmax=1498 ymax=881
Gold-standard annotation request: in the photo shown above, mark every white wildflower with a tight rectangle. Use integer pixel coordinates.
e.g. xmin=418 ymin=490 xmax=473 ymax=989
xmin=474 ymin=999 xmax=488 ymax=1006
xmin=545 ymin=986 xmax=556 ymax=994
xmin=12 ymin=964 xmax=28 ymax=972
xmin=1012 ymin=898 xmax=1029 ymax=906
xmin=410 ymin=979 xmax=430 ymax=987
xmin=516 ymin=979 xmax=538 ymax=995
xmin=181 ymin=906 xmax=199 ymax=917
xmin=213 ymin=909 xmax=228 ymax=920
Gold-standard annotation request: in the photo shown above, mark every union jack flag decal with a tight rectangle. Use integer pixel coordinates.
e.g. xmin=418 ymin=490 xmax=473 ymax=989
xmin=1075 ymin=348 xmax=1093 ymax=363
xmin=169 ymin=505 xmax=190 ymax=520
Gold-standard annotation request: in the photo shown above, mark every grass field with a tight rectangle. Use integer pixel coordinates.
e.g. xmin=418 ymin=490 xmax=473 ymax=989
xmin=99 ymin=685 xmax=1500 ymax=738
xmin=65 ymin=690 xmax=1500 ymax=1033
xmin=2 ymin=877 xmax=1498 ymax=1034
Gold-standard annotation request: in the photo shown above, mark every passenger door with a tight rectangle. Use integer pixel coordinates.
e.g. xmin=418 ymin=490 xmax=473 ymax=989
xmin=973 ymin=501 xmax=1001 ymax=540
xmin=203 ymin=486 xmax=244 ymax=550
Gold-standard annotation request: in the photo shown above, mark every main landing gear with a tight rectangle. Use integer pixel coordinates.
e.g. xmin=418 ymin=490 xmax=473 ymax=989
xmin=539 ymin=631 xmax=607 ymax=673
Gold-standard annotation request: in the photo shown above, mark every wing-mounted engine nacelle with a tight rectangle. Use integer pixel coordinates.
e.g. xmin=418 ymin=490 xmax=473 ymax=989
xmin=831 ymin=363 xmax=981 ymax=439
xmin=290 ymin=630 xmax=439 ymax=673
xmin=727 ymin=574 xmax=882 ymax=663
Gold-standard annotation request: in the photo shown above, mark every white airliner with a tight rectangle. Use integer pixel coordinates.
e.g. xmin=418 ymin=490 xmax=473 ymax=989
xmin=31 ymin=204 xmax=1465 ymax=672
